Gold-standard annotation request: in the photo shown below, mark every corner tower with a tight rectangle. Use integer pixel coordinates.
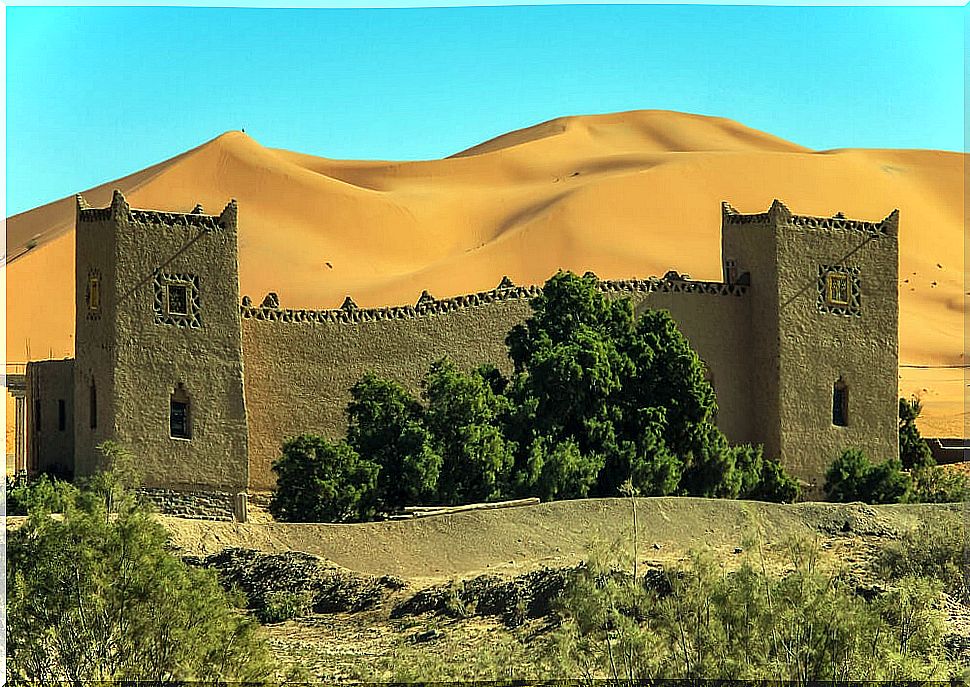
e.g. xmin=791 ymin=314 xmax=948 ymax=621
xmin=74 ymin=192 xmax=249 ymax=492
xmin=721 ymin=200 xmax=899 ymax=491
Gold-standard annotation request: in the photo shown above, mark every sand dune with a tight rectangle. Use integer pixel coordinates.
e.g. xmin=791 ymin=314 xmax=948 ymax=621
xmin=5 ymin=110 xmax=965 ymax=442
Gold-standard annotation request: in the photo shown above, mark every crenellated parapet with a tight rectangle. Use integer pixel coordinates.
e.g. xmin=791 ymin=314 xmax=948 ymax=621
xmin=241 ymin=274 xmax=748 ymax=324
xmin=721 ymin=199 xmax=898 ymax=237
xmin=75 ymin=191 xmax=237 ymax=231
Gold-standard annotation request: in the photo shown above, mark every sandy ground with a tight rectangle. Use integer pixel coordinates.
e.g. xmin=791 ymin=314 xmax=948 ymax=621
xmin=162 ymin=496 xmax=968 ymax=681
xmin=7 ymin=110 xmax=966 ymax=444
xmin=164 ymin=496 xmax=964 ymax=585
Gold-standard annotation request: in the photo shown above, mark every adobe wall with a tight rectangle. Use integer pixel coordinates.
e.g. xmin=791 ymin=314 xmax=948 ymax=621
xmin=74 ymin=198 xmax=121 ymax=478
xmin=26 ymin=358 xmax=75 ymax=477
xmin=773 ymin=208 xmax=899 ymax=487
xmin=241 ymin=279 xmax=753 ymax=491
xmin=241 ymin=287 xmax=535 ymax=491
xmin=75 ymin=194 xmax=250 ymax=492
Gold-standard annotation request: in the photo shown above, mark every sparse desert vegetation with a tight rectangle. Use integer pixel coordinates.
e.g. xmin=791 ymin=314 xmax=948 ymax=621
xmin=6 ymin=475 xmax=281 ymax=683
xmin=9 ymin=462 xmax=969 ymax=683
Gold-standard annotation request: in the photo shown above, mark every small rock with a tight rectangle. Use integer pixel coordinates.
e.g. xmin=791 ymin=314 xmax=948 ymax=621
xmin=733 ymin=547 xmax=743 ymax=554
xmin=412 ymin=628 xmax=441 ymax=643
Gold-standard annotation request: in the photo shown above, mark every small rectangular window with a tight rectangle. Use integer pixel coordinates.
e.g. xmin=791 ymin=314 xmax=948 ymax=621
xmin=167 ymin=284 xmax=189 ymax=315
xmin=833 ymin=384 xmax=848 ymax=426
xmin=171 ymin=400 xmax=190 ymax=439
xmin=58 ymin=400 xmax=66 ymax=431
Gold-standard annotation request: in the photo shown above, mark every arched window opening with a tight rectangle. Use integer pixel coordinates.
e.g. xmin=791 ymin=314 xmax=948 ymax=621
xmin=170 ymin=384 xmax=191 ymax=439
xmin=832 ymin=377 xmax=848 ymax=427
xmin=89 ymin=380 xmax=97 ymax=429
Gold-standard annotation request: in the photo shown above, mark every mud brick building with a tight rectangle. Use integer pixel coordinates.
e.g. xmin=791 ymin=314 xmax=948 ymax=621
xmin=24 ymin=192 xmax=900 ymax=517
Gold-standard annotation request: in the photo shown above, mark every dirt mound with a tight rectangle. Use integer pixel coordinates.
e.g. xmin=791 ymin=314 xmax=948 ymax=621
xmin=795 ymin=502 xmax=905 ymax=537
xmin=185 ymin=547 xmax=406 ymax=619
xmin=391 ymin=566 xmax=573 ymax=627
xmin=389 ymin=562 xmax=680 ymax=628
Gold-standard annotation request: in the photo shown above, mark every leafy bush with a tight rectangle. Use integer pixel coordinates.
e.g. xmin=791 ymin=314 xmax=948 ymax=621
xmin=7 ymin=463 xmax=278 ymax=682
xmin=911 ymin=465 xmax=970 ymax=503
xmin=824 ymin=448 xmax=911 ymax=504
xmin=270 ymin=434 xmax=378 ymax=522
xmin=876 ymin=519 xmax=970 ymax=604
xmin=258 ymin=590 xmax=316 ymax=624
xmin=5 ymin=473 xmax=79 ymax=516
xmin=423 ymin=358 xmax=517 ymax=504
xmin=506 ymin=271 xmax=798 ymax=502
xmin=543 ymin=539 xmax=954 ymax=681
xmin=515 ymin=436 xmax=604 ymax=502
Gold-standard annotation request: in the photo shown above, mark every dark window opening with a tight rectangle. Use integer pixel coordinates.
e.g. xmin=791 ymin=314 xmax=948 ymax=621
xmin=58 ymin=400 xmax=66 ymax=431
xmin=833 ymin=379 xmax=848 ymax=427
xmin=90 ymin=382 xmax=97 ymax=429
xmin=170 ymin=384 xmax=191 ymax=439
xmin=167 ymin=284 xmax=189 ymax=315
xmin=34 ymin=399 xmax=41 ymax=433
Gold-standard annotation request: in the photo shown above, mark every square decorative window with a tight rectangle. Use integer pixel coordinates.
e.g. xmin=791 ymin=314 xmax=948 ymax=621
xmin=817 ymin=265 xmax=860 ymax=316
xmin=153 ymin=273 xmax=201 ymax=327
xmin=86 ymin=270 xmax=102 ymax=319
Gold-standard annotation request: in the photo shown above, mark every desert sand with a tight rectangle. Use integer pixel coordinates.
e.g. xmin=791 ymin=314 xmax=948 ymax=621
xmin=5 ymin=110 xmax=965 ymax=445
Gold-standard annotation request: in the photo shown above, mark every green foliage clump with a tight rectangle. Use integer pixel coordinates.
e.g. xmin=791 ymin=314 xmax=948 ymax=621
xmin=347 ymin=372 xmax=442 ymax=513
xmin=899 ymin=396 xmax=934 ymax=471
xmin=6 ymin=444 xmax=278 ymax=683
xmin=506 ymin=271 xmax=797 ymax=502
xmin=258 ymin=590 xmax=316 ymax=624
xmin=877 ymin=519 xmax=970 ymax=604
xmin=544 ymin=539 xmax=954 ymax=681
xmin=5 ymin=472 xmax=79 ymax=516
xmin=516 ymin=436 xmax=604 ymax=502
xmin=423 ymin=359 xmax=517 ymax=505
xmin=824 ymin=448 xmax=911 ymax=504
xmin=911 ymin=464 xmax=970 ymax=503
xmin=270 ymin=434 xmax=378 ymax=522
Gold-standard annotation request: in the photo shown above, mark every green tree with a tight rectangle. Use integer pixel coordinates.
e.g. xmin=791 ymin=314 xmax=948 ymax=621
xmin=899 ymin=396 xmax=934 ymax=471
xmin=505 ymin=270 xmax=797 ymax=502
xmin=7 ymin=460 xmax=277 ymax=683
xmin=423 ymin=358 xmax=517 ymax=504
xmin=346 ymin=372 xmax=442 ymax=512
xmin=270 ymin=434 xmax=378 ymax=522
xmin=824 ymin=448 xmax=911 ymax=504
xmin=514 ymin=436 xmax=605 ymax=501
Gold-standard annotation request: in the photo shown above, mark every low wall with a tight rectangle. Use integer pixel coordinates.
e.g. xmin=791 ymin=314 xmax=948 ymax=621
xmin=240 ymin=278 xmax=754 ymax=491
xmin=136 ymin=487 xmax=237 ymax=521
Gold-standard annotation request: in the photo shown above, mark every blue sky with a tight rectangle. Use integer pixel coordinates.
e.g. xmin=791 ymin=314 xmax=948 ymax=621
xmin=6 ymin=4 xmax=966 ymax=216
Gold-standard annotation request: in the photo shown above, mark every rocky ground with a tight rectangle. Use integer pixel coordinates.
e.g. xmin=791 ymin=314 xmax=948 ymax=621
xmin=163 ymin=497 xmax=970 ymax=681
